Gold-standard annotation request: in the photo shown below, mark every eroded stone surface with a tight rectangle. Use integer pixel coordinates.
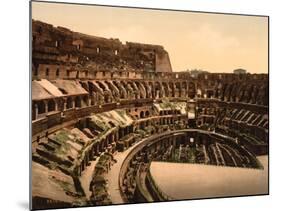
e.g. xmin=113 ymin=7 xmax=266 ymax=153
xmin=31 ymin=19 xmax=268 ymax=210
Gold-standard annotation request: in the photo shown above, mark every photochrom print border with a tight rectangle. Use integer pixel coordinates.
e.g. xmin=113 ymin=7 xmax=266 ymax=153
xmin=30 ymin=1 xmax=269 ymax=210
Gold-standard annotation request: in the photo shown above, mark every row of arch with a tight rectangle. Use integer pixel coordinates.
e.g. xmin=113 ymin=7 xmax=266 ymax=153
xmin=216 ymin=82 xmax=268 ymax=105
xmin=32 ymin=79 xmax=268 ymax=121
xmin=87 ymin=79 xmax=268 ymax=106
xmin=85 ymin=80 xmax=197 ymax=103
xmin=32 ymin=95 xmax=89 ymax=120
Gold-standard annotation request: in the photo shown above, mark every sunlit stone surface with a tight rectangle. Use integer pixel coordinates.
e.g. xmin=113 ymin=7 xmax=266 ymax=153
xmin=31 ymin=17 xmax=268 ymax=209
xmin=150 ymin=156 xmax=268 ymax=199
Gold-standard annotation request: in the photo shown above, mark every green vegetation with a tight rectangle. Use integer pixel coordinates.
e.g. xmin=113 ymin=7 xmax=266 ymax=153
xmin=144 ymin=125 xmax=156 ymax=134
xmin=135 ymin=129 xmax=146 ymax=138
xmin=115 ymin=109 xmax=127 ymax=121
xmin=94 ymin=153 xmax=112 ymax=175
xmin=49 ymin=174 xmax=86 ymax=198
xmin=95 ymin=119 xmax=110 ymax=131
xmin=161 ymin=147 xmax=198 ymax=164
xmin=90 ymin=152 xmax=113 ymax=205
xmin=52 ymin=130 xmax=82 ymax=160
xmin=159 ymin=98 xmax=176 ymax=110
xmin=54 ymin=130 xmax=70 ymax=143
xmin=187 ymin=147 xmax=197 ymax=163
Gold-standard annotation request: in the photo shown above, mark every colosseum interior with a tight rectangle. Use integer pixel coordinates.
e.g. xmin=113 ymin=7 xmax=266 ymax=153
xmin=31 ymin=19 xmax=269 ymax=210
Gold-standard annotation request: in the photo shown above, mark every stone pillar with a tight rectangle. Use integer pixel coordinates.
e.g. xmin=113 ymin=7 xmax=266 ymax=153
xmin=91 ymin=146 xmax=95 ymax=159
xmin=55 ymin=100 xmax=58 ymax=111
xmin=44 ymin=100 xmax=48 ymax=114
xmin=179 ymin=83 xmax=182 ymax=97
xmin=173 ymin=138 xmax=176 ymax=147
xmin=34 ymin=103 xmax=38 ymax=120
xmin=88 ymin=97 xmax=91 ymax=106
xmin=63 ymin=98 xmax=67 ymax=110
xmin=96 ymin=144 xmax=99 ymax=155
xmin=72 ymin=97 xmax=75 ymax=108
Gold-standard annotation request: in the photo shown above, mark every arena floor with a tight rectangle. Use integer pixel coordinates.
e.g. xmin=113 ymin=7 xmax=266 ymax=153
xmin=150 ymin=156 xmax=268 ymax=200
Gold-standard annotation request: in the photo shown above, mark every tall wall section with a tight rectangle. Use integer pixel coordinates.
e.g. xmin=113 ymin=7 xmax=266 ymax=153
xmin=32 ymin=19 xmax=172 ymax=79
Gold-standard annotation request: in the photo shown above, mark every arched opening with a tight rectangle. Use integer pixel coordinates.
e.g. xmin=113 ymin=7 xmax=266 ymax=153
xmin=33 ymin=65 xmax=38 ymax=77
xmin=197 ymin=88 xmax=202 ymax=98
xmin=162 ymin=82 xmax=169 ymax=97
xmin=56 ymin=68 xmax=60 ymax=77
xmin=82 ymin=95 xmax=88 ymax=107
xmin=32 ymin=36 xmax=36 ymax=46
xmin=182 ymin=82 xmax=187 ymax=96
xmin=207 ymin=90 xmax=214 ymax=98
xmin=66 ymin=97 xmax=73 ymax=109
xmin=175 ymin=82 xmax=181 ymax=97
xmin=188 ymin=82 xmax=196 ymax=99
xmin=37 ymin=101 xmax=45 ymax=114
xmin=169 ymin=82 xmax=175 ymax=97
xmin=145 ymin=111 xmax=150 ymax=117
xmin=45 ymin=68 xmax=49 ymax=77
xmin=32 ymin=103 xmax=36 ymax=120
xmin=75 ymin=96 xmax=81 ymax=108
xmin=140 ymin=122 xmax=145 ymax=130
xmin=148 ymin=82 xmax=154 ymax=98
xmin=48 ymin=99 xmax=56 ymax=112
xmin=155 ymin=82 xmax=161 ymax=99
xmin=140 ymin=111 xmax=145 ymax=118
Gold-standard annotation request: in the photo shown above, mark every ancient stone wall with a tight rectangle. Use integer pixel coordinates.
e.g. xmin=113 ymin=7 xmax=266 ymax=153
xmin=32 ymin=20 xmax=173 ymax=77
